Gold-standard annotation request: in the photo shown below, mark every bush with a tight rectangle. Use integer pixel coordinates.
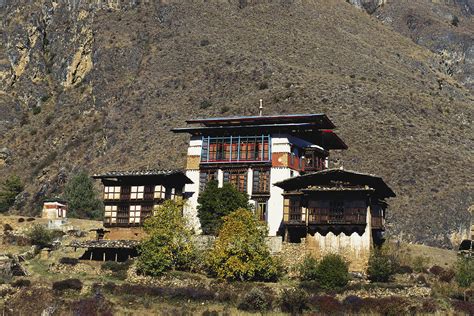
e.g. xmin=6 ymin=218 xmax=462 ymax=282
xmin=70 ymin=295 xmax=114 ymax=315
xmin=419 ymin=299 xmax=439 ymax=313
xmin=63 ymin=171 xmax=102 ymax=219
xmin=429 ymin=265 xmax=445 ymax=276
xmin=137 ymin=200 xmax=195 ymax=277
xmin=59 ymin=257 xmax=79 ymax=265
xmin=452 ymin=300 xmax=474 ymax=315
xmin=314 ymin=254 xmax=349 ymax=290
xmin=3 ymin=224 xmax=13 ymax=231
xmin=101 ymin=260 xmax=131 ymax=280
xmin=52 ymin=278 xmax=83 ymax=292
xmin=197 ymin=181 xmax=251 ymax=235
xmin=279 ymin=288 xmax=308 ymax=314
xmin=455 ymin=257 xmax=474 ymax=288
xmin=237 ymin=287 xmax=273 ymax=312
xmin=412 ymin=255 xmax=429 ymax=273
xmin=298 ymin=255 xmax=319 ymax=281
xmin=207 ymin=209 xmax=281 ymax=281
xmin=451 ymin=15 xmax=460 ymax=27
xmin=308 ymin=295 xmax=342 ymax=314
xmin=439 ymin=269 xmax=455 ymax=283
xmin=397 ymin=265 xmax=413 ymax=274
xmin=27 ymin=224 xmax=53 ymax=248
xmin=0 ymin=175 xmax=24 ymax=213
xmin=342 ymin=295 xmax=364 ymax=313
xmin=199 ymin=99 xmax=212 ymax=109
xmin=11 ymin=279 xmax=31 ymax=288
xmin=367 ymin=248 xmax=396 ymax=282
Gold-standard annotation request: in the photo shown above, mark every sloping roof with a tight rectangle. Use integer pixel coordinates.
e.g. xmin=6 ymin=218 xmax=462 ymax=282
xmin=186 ymin=113 xmax=336 ymax=128
xmin=274 ymin=168 xmax=396 ymax=198
xmin=92 ymin=169 xmax=193 ymax=184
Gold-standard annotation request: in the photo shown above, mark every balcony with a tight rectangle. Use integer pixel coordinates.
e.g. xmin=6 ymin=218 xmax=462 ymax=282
xmin=283 ymin=207 xmax=367 ymax=226
xmin=201 ymin=135 xmax=271 ymax=164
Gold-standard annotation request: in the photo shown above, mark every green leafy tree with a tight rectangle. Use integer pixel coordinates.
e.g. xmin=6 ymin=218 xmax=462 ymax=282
xmin=0 ymin=175 xmax=24 ymax=212
xmin=28 ymin=224 xmax=53 ymax=248
xmin=298 ymin=255 xmax=319 ymax=281
xmin=137 ymin=200 xmax=195 ymax=277
xmin=63 ymin=171 xmax=102 ymax=219
xmin=314 ymin=253 xmax=349 ymax=289
xmin=455 ymin=257 xmax=474 ymax=288
xmin=207 ymin=208 xmax=281 ymax=281
xmin=367 ymin=247 xmax=397 ymax=282
xmin=197 ymin=180 xmax=251 ymax=235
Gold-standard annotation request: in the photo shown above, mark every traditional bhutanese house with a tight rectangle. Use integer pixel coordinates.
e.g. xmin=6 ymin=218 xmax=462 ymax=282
xmin=171 ymin=113 xmax=347 ymax=235
xmin=72 ymin=170 xmax=193 ymax=261
xmin=42 ymin=199 xmax=68 ymax=219
xmin=274 ymin=168 xmax=396 ymax=270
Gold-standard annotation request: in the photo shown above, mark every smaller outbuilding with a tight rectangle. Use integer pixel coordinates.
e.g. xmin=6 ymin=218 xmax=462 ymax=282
xmin=42 ymin=199 xmax=68 ymax=220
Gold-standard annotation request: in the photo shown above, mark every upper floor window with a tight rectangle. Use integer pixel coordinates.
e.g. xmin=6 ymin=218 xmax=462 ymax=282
xmin=131 ymin=186 xmax=144 ymax=200
xmin=154 ymin=185 xmax=166 ymax=199
xmin=201 ymin=135 xmax=270 ymax=163
xmin=223 ymin=169 xmax=248 ymax=193
xmin=252 ymin=169 xmax=270 ymax=194
xmin=104 ymin=186 xmax=121 ymax=200
xmin=104 ymin=205 xmax=117 ymax=224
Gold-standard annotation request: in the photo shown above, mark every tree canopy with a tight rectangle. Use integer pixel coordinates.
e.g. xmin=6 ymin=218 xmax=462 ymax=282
xmin=63 ymin=171 xmax=102 ymax=219
xmin=0 ymin=175 xmax=24 ymax=213
xmin=137 ymin=200 xmax=195 ymax=276
xmin=197 ymin=180 xmax=250 ymax=235
xmin=207 ymin=208 xmax=281 ymax=281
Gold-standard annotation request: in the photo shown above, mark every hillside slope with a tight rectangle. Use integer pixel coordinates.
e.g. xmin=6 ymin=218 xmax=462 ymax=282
xmin=0 ymin=0 xmax=472 ymax=247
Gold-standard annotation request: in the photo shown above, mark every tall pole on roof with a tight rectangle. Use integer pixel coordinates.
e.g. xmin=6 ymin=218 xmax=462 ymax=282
xmin=259 ymin=99 xmax=263 ymax=116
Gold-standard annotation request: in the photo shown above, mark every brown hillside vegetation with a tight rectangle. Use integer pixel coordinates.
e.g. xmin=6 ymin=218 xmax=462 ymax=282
xmin=0 ymin=0 xmax=472 ymax=247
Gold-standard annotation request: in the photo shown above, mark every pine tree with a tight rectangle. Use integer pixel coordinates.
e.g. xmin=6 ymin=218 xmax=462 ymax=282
xmin=63 ymin=171 xmax=102 ymax=219
xmin=197 ymin=180 xmax=250 ymax=235
xmin=0 ymin=175 xmax=24 ymax=212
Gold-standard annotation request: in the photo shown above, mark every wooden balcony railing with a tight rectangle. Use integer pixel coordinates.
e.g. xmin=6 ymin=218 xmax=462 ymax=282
xmin=284 ymin=208 xmax=368 ymax=226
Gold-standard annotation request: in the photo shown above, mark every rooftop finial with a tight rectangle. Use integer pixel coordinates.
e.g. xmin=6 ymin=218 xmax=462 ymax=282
xmin=259 ymin=99 xmax=263 ymax=116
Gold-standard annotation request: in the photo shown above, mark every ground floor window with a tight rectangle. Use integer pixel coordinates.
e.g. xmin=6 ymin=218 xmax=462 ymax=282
xmin=130 ymin=205 xmax=141 ymax=224
xmin=199 ymin=170 xmax=218 ymax=192
xmin=255 ymin=201 xmax=267 ymax=221
xmin=104 ymin=205 xmax=117 ymax=224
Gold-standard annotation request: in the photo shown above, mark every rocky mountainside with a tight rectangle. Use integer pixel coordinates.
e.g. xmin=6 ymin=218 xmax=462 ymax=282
xmin=0 ymin=0 xmax=472 ymax=247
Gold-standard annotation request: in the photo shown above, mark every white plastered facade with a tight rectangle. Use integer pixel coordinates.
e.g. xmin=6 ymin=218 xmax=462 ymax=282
xmin=183 ymin=133 xmax=306 ymax=236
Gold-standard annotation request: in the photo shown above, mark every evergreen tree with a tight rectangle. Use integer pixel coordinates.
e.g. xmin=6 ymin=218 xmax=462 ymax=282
xmin=63 ymin=171 xmax=102 ymax=219
xmin=197 ymin=180 xmax=251 ymax=235
xmin=0 ymin=175 xmax=24 ymax=212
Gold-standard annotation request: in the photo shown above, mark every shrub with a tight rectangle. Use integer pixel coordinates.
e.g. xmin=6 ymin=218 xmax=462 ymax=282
xmin=59 ymin=257 xmax=79 ymax=265
xmin=342 ymin=295 xmax=364 ymax=313
xmin=237 ymin=287 xmax=273 ymax=312
xmin=3 ymin=224 xmax=13 ymax=231
xmin=0 ymin=175 xmax=24 ymax=213
xmin=298 ymin=255 xmax=319 ymax=281
xmin=455 ymin=257 xmax=474 ymax=288
xmin=11 ymin=279 xmax=31 ymax=288
xmin=412 ymin=255 xmax=429 ymax=273
xmin=299 ymin=280 xmax=321 ymax=292
xmin=52 ymin=278 xmax=83 ymax=292
xmin=197 ymin=181 xmax=251 ymax=235
xmin=451 ymin=300 xmax=474 ymax=315
xmin=279 ymin=288 xmax=308 ymax=314
xmin=308 ymin=295 xmax=342 ymax=314
xmin=199 ymin=99 xmax=212 ymax=109
xmin=27 ymin=224 xmax=53 ymax=248
xmin=451 ymin=15 xmax=460 ymax=27
xmin=70 ymin=295 xmax=114 ymax=316
xmin=258 ymin=82 xmax=269 ymax=90
xmin=314 ymin=254 xmax=349 ymax=290
xmin=397 ymin=265 xmax=413 ymax=274
xmin=101 ymin=260 xmax=131 ymax=280
xmin=220 ymin=106 xmax=230 ymax=114
xmin=207 ymin=209 xmax=281 ymax=281
xmin=367 ymin=248 xmax=396 ymax=282
xmin=137 ymin=200 xmax=195 ymax=277
xmin=439 ymin=269 xmax=455 ymax=283
xmin=32 ymin=106 xmax=41 ymax=115
xmin=63 ymin=171 xmax=102 ymax=219
xmin=419 ymin=299 xmax=439 ymax=313
xmin=429 ymin=265 xmax=445 ymax=276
